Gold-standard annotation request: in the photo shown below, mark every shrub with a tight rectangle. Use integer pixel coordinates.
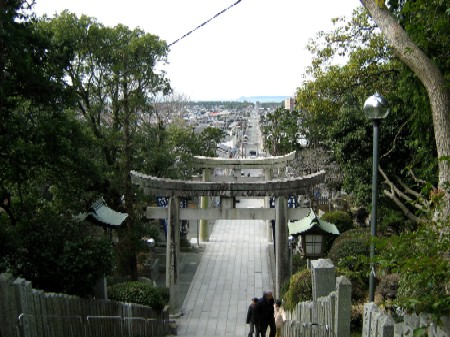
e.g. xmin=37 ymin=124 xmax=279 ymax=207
xmin=283 ymin=269 xmax=312 ymax=311
xmin=329 ymin=228 xmax=370 ymax=302
xmin=321 ymin=211 xmax=353 ymax=233
xmin=375 ymin=221 xmax=450 ymax=316
xmin=0 ymin=222 xmax=20 ymax=272
xmin=12 ymin=210 xmax=113 ymax=297
xmin=321 ymin=211 xmax=354 ymax=252
xmin=336 ymin=266 xmax=368 ymax=303
xmin=108 ymin=281 xmax=169 ymax=312
xmin=292 ymin=254 xmax=307 ymax=274
xmin=328 ymin=228 xmax=370 ymax=269
xmin=141 ymin=221 xmax=161 ymax=243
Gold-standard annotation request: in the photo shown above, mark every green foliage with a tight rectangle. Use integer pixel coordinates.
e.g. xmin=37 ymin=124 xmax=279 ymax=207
xmin=321 ymin=211 xmax=353 ymax=233
xmin=375 ymin=221 xmax=450 ymax=316
xmin=326 ymin=104 xmax=373 ymax=205
xmin=141 ymin=221 xmax=161 ymax=243
xmin=1 ymin=2 xmax=103 ymax=220
xmin=337 ymin=265 xmax=369 ymax=303
xmin=292 ymin=254 xmax=307 ymax=274
xmin=108 ymin=281 xmax=169 ymax=312
xmin=36 ymin=11 xmax=174 ymax=280
xmin=0 ymin=222 xmax=20 ymax=271
xmin=8 ymin=207 xmax=113 ymax=296
xmin=282 ymin=269 xmax=312 ymax=311
xmin=321 ymin=211 xmax=354 ymax=253
xmin=378 ymin=206 xmax=416 ymax=235
xmin=163 ymin=124 xmax=225 ymax=178
xmin=329 ymin=229 xmax=370 ymax=301
xmin=134 ymin=122 xmax=224 ymax=180
xmin=198 ymin=127 xmax=225 ymax=157
xmin=295 ymin=4 xmax=444 ymax=214
xmin=328 ymin=228 xmax=370 ymax=269
xmin=261 ymin=108 xmax=300 ymax=156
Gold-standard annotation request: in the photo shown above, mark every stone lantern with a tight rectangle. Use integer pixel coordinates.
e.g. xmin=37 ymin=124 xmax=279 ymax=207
xmin=288 ymin=209 xmax=339 ymax=258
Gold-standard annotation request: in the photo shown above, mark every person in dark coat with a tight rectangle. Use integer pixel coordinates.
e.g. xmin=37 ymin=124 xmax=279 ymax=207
xmin=246 ymin=297 xmax=258 ymax=337
xmin=254 ymin=290 xmax=276 ymax=337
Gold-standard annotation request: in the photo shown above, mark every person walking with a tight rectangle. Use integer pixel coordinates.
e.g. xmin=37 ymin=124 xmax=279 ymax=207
xmin=246 ymin=298 xmax=258 ymax=337
xmin=254 ymin=290 xmax=276 ymax=337
xmin=274 ymin=299 xmax=286 ymax=337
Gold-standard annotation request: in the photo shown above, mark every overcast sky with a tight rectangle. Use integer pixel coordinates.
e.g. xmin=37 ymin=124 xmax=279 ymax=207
xmin=34 ymin=0 xmax=360 ymax=101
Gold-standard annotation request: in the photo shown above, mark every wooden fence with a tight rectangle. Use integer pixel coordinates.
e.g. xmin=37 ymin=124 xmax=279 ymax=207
xmin=0 ymin=273 xmax=170 ymax=337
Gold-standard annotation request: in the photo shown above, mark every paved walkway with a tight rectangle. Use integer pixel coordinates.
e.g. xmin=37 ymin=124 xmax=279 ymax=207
xmin=176 ymin=199 xmax=273 ymax=337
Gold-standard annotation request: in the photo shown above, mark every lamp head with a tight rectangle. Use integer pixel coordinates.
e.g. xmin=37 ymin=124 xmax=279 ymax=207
xmin=364 ymin=92 xmax=389 ymax=120
xmin=146 ymin=238 xmax=155 ymax=248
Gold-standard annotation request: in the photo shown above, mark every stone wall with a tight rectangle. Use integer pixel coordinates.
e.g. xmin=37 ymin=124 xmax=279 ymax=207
xmin=362 ymin=303 xmax=449 ymax=337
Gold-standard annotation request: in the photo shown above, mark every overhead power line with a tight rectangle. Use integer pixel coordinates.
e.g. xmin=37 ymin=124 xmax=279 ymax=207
xmin=168 ymin=0 xmax=242 ymax=47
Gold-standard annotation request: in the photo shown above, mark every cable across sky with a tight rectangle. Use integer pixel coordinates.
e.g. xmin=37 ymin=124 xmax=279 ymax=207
xmin=168 ymin=0 xmax=242 ymax=47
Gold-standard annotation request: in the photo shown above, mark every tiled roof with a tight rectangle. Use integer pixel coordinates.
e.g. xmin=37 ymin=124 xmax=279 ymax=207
xmin=288 ymin=209 xmax=339 ymax=235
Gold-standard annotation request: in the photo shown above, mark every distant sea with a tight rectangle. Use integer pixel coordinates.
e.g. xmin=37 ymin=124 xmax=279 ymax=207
xmin=237 ymin=96 xmax=290 ymax=103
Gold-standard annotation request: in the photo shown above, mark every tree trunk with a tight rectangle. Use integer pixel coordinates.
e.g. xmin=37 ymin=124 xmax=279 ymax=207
xmin=123 ymin=83 xmax=138 ymax=281
xmin=360 ymin=0 xmax=450 ymax=216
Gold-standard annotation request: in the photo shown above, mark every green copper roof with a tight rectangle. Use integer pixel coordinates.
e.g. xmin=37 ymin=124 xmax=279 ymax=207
xmin=77 ymin=198 xmax=128 ymax=227
xmin=288 ymin=209 xmax=339 ymax=236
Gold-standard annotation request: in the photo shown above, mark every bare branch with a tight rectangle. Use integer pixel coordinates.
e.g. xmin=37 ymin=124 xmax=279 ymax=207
xmin=406 ymin=168 xmax=432 ymax=186
xmin=380 ymin=120 xmax=407 ymax=159
xmin=379 ymin=166 xmax=424 ymax=211
xmin=395 ymin=175 xmax=423 ymax=200
xmin=383 ymin=190 xmax=424 ymax=223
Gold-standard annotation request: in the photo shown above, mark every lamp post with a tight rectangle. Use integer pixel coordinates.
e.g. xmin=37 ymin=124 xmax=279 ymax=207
xmin=363 ymin=92 xmax=389 ymax=302
xmin=288 ymin=235 xmax=295 ymax=277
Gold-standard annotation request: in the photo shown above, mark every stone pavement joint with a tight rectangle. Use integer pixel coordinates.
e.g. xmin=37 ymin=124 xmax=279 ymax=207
xmin=175 ymin=210 xmax=273 ymax=337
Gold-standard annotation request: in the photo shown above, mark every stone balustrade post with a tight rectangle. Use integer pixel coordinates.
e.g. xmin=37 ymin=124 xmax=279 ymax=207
xmin=335 ymin=276 xmax=352 ymax=337
xmin=311 ymin=259 xmax=335 ymax=301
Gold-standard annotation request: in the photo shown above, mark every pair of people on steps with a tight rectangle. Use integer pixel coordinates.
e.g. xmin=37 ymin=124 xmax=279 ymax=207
xmin=247 ymin=290 xmax=285 ymax=337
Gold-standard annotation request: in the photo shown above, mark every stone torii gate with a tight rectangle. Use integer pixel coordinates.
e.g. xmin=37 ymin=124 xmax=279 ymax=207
xmin=192 ymin=151 xmax=297 ymax=242
xmin=131 ymin=153 xmax=325 ymax=310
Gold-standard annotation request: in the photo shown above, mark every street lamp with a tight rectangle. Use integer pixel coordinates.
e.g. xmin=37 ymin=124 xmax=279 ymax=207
xmin=363 ymin=92 xmax=389 ymax=302
xmin=146 ymin=238 xmax=156 ymax=249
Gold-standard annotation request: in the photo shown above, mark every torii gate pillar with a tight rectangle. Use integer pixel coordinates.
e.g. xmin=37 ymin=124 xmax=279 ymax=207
xmin=264 ymin=168 xmax=274 ymax=242
xmin=199 ymin=168 xmax=211 ymax=242
xmin=275 ymin=196 xmax=289 ymax=299
xmin=166 ymin=196 xmax=180 ymax=312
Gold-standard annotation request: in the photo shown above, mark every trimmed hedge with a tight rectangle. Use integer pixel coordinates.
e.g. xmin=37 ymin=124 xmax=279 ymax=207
xmin=328 ymin=228 xmax=370 ymax=269
xmin=108 ymin=281 xmax=169 ymax=312
xmin=283 ymin=268 xmax=312 ymax=311
xmin=321 ymin=211 xmax=354 ymax=254
xmin=329 ymin=228 xmax=371 ymax=302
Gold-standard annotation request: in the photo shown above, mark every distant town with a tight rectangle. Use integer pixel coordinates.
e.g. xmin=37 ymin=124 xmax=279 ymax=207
xmin=163 ymin=97 xmax=296 ymax=159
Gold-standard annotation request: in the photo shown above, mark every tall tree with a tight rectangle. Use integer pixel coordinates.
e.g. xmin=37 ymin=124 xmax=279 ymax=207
xmin=39 ymin=12 xmax=171 ymax=279
xmin=359 ymin=0 xmax=450 ymax=216
xmin=1 ymin=1 xmax=101 ymax=220
xmin=0 ymin=1 xmax=113 ymax=294
xmin=295 ymin=5 xmax=445 ymax=221
xmin=262 ymin=108 xmax=300 ymax=156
